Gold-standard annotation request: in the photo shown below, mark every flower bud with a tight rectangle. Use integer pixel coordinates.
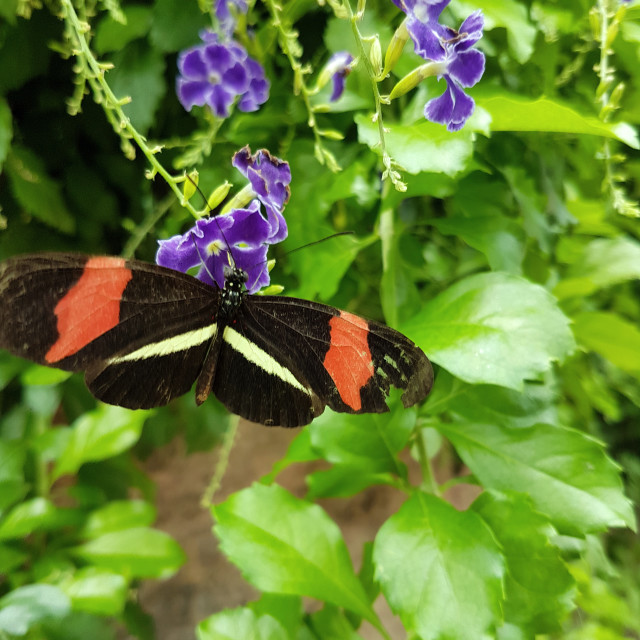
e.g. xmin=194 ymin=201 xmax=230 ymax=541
xmin=369 ymin=36 xmax=383 ymax=78
xmin=183 ymin=170 xmax=199 ymax=202
xmin=381 ymin=19 xmax=409 ymax=78
xmin=206 ymin=180 xmax=232 ymax=211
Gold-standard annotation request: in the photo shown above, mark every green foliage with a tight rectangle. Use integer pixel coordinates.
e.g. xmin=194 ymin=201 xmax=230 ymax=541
xmin=1 ymin=0 xmax=639 ymax=638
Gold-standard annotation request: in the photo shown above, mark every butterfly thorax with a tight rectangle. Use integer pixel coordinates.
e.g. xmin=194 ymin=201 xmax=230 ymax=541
xmin=220 ymin=265 xmax=248 ymax=322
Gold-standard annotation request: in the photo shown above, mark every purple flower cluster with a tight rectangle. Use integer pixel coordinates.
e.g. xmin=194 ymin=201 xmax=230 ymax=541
xmin=392 ymin=0 xmax=485 ymax=131
xmin=176 ymin=32 xmax=269 ymax=118
xmin=157 ymin=147 xmax=291 ymax=293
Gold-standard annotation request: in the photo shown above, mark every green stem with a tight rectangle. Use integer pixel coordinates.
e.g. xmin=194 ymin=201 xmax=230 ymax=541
xmin=60 ymin=0 xmax=199 ymax=218
xmin=415 ymin=428 xmax=439 ymax=495
xmin=201 ymin=416 xmax=239 ymax=509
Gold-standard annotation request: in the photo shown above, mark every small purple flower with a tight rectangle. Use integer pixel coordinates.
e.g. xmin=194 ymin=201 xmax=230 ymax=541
xmin=156 ymin=201 xmax=272 ymax=293
xmin=392 ymin=0 xmax=451 ymax=60
xmin=325 ymin=52 xmax=354 ymax=101
xmin=423 ymin=11 xmax=485 ymax=131
xmin=176 ymin=32 xmax=269 ymax=118
xmin=215 ymin=0 xmax=248 ymax=36
xmin=233 ymin=146 xmax=291 ymax=243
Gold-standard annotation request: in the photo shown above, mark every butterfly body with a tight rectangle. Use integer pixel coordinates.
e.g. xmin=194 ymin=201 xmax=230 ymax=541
xmin=0 ymin=254 xmax=433 ymax=427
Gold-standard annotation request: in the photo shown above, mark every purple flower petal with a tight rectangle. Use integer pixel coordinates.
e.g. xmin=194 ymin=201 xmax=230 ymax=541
xmin=447 ymin=48 xmax=485 ymax=87
xmin=176 ymin=31 xmax=269 ymax=117
xmin=424 ymin=79 xmax=474 ymax=131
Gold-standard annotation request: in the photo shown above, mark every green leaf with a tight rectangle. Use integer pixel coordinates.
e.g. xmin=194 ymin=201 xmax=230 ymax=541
xmin=64 ymin=567 xmax=128 ymax=616
xmin=555 ymin=237 xmax=640 ymax=299
xmin=402 ymin=272 xmax=575 ymax=390
xmin=262 ymin=429 xmax=320 ymax=484
xmin=308 ymin=407 xmax=415 ymax=474
xmin=356 ymin=114 xmax=476 ymax=176
xmin=81 ymin=500 xmax=156 ymax=539
xmin=21 ymin=364 xmax=72 ymax=386
xmin=431 ymin=214 xmax=525 ymax=273
xmin=108 ymin=44 xmax=166 ymax=134
xmin=306 ymin=467 xmax=395 ymax=500
xmin=474 ymin=491 xmax=575 ymax=635
xmin=573 ymin=312 xmax=640 ymax=378
xmin=477 ymin=93 xmax=639 ymax=148
xmin=439 ymin=422 xmax=636 ymax=535
xmin=441 ymin=373 xmax=559 ymax=428
xmin=249 ymin=594 xmax=303 ymax=638
xmin=94 ymin=6 xmax=153 ymax=54
xmin=308 ymin=604 xmax=365 ymax=639
xmin=0 ymin=497 xmax=57 ymax=540
xmin=197 ymin=608 xmax=288 ymax=640
xmin=73 ymin=527 xmax=186 ymax=579
xmin=213 ymin=484 xmax=379 ymax=627
xmin=5 ymin=146 xmax=75 ymax=233
xmin=0 ymin=544 xmax=28 ymax=574
xmin=373 ymin=493 xmax=505 ymax=639
xmin=149 ymin=0 xmax=208 ymax=52
xmin=54 ymin=405 xmax=149 ymax=479
xmin=453 ymin=0 xmax=537 ymax=63
xmin=0 ymin=97 xmax=12 ymax=170
xmin=0 ymin=584 xmax=71 ymax=636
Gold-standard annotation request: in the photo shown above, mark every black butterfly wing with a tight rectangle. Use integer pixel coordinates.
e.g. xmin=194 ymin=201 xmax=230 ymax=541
xmin=211 ymin=295 xmax=433 ymax=427
xmin=0 ymin=254 xmax=221 ymax=409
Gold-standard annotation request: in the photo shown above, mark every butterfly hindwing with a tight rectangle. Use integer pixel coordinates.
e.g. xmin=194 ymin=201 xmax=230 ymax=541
xmin=0 ymin=254 xmax=221 ymax=408
xmin=209 ymin=295 xmax=433 ymax=427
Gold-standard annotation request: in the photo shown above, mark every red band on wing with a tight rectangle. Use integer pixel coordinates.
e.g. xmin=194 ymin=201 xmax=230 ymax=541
xmin=323 ymin=311 xmax=374 ymax=411
xmin=45 ymin=257 xmax=133 ymax=363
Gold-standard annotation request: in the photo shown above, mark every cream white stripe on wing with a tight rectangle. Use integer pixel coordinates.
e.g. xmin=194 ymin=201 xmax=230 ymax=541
xmin=109 ymin=324 xmax=218 ymax=363
xmin=223 ymin=326 xmax=310 ymax=395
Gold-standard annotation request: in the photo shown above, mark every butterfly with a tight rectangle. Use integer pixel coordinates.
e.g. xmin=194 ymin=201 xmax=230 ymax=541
xmin=0 ymin=253 xmax=433 ymax=427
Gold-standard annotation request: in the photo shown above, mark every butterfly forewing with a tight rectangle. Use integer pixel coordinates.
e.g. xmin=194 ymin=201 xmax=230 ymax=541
xmin=0 ymin=254 xmax=221 ymax=408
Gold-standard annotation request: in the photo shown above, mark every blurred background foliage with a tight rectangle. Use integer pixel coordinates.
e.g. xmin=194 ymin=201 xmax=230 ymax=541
xmin=0 ymin=0 xmax=639 ymax=638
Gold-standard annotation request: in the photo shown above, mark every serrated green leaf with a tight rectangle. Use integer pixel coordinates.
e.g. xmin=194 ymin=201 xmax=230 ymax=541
xmin=439 ymin=422 xmax=636 ymax=535
xmin=149 ymin=0 xmax=208 ymax=52
xmin=474 ymin=491 xmax=576 ymax=635
xmin=477 ymin=93 xmax=639 ymax=148
xmin=356 ymin=114 xmax=476 ymax=176
xmin=54 ymin=405 xmax=149 ymax=480
xmin=81 ymin=500 xmax=156 ymax=539
xmin=573 ymin=311 xmax=640 ymax=378
xmin=213 ymin=484 xmax=380 ymax=627
xmin=108 ymin=44 xmax=166 ymax=134
xmin=373 ymin=493 xmax=505 ymax=639
xmin=63 ymin=567 xmax=128 ymax=616
xmin=0 ymin=584 xmax=71 ymax=636
xmin=0 ymin=497 xmax=57 ymax=540
xmin=197 ymin=608 xmax=288 ymax=640
xmin=308 ymin=407 xmax=415 ymax=474
xmin=5 ymin=146 xmax=75 ymax=233
xmin=73 ymin=527 xmax=186 ymax=579
xmin=94 ymin=5 xmax=153 ymax=54
xmin=402 ymin=272 xmax=575 ymax=390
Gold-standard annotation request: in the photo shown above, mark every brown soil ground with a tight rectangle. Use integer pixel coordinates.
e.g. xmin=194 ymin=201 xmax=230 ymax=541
xmin=138 ymin=420 xmax=478 ymax=640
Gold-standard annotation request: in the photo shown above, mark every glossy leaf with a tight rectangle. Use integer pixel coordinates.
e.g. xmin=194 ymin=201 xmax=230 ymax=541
xmin=440 ymin=422 xmax=636 ymax=535
xmin=0 ymin=497 xmax=57 ymax=540
xmin=478 ymin=94 xmax=639 ymax=148
xmin=474 ymin=491 xmax=575 ymax=635
xmin=213 ymin=484 xmax=379 ymax=627
xmin=197 ymin=608 xmax=288 ymax=640
xmin=0 ymin=584 xmax=70 ymax=636
xmin=356 ymin=115 xmax=476 ymax=176
xmin=64 ymin=567 xmax=128 ymax=616
xmin=54 ymin=405 xmax=149 ymax=479
xmin=308 ymin=406 xmax=415 ymax=474
xmin=73 ymin=527 xmax=186 ymax=579
xmin=402 ymin=272 xmax=575 ymax=389
xmin=94 ymin=6 xmax=153 ymax=54
xmin=81 ymin=500 xmax=156 ymax=539
xmin=373 ymin=493 xmax=505 ymax=639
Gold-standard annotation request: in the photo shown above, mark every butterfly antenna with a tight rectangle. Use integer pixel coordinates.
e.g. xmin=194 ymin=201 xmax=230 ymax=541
xmin=186 ymin=174 xmax=237 ymax=270
xmin=190 ymin=231 xmax=219 ymax=285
